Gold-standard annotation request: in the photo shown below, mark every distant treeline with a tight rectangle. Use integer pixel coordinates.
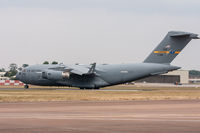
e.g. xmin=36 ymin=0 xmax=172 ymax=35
xmin=189 ymin=70 xmax=200 ymax=78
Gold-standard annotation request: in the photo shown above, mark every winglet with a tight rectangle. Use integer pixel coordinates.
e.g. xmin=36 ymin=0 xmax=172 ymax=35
xmin=88 ymin=63 xmax=96 ymax=74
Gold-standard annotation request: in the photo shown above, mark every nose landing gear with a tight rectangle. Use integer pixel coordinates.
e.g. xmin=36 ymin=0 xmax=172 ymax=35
xmin=24 ymin=84 xmax=29 ymax=89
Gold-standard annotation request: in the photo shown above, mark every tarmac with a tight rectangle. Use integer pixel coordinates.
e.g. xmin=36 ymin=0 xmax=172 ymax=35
xmin=0 ymin=100 xmax=200 ymax=133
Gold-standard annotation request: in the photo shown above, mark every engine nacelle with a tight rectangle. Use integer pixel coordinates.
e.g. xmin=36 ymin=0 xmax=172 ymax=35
xmin=42 ymin=70 xmax=70 ymax=80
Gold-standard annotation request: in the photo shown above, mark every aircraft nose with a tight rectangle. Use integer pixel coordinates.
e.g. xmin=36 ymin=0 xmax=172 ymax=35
xmin=15 ymin=72 xmax=20 ymax=80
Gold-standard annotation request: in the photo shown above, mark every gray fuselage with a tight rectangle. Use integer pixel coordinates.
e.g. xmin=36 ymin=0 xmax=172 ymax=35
xmin=16 ymin=31 xmax=198 ymax=89
xmin=16 ymin=63 xmax=179 ymax=89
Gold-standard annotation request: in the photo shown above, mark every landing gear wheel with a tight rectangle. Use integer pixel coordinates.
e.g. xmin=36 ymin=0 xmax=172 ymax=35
xmin=24 ymin=84 xmax=29 ymax=89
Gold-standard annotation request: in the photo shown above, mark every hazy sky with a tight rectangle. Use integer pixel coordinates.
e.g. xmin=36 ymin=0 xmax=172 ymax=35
xmin=0 ymin=0 xmax=200 ymax=70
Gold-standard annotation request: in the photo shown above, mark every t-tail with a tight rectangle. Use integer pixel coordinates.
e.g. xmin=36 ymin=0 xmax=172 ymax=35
xmin=144 ymin=31 xmax=199 ymax=64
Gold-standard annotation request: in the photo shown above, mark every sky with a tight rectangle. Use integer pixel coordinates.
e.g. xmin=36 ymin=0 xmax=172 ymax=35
xmin=0 ymin=0 xmax=200 ymax=70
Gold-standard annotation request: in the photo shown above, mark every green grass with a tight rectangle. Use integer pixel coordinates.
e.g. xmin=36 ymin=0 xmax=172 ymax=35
xmin=0 ymin=85 xmax=200 ymax=102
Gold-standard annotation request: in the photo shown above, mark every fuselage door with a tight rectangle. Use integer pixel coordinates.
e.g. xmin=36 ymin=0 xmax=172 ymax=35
xmin=42 ymin=72 xmax=48 ymax=79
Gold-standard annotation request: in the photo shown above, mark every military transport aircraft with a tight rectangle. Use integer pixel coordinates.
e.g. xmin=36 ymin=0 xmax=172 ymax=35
xmin=16 ymin=31 xmax=199 ymax=89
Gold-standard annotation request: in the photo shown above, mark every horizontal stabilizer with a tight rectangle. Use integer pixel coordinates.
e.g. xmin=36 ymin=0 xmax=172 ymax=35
xmin=170 ymin=31 xmax=199 ymax=39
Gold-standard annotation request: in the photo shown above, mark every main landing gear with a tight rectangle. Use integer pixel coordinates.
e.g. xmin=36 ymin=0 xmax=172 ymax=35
xmin=24 ymin=84 xmax=29 ymax=89
xmin=80 ymin=88 xmax=100 ymax=90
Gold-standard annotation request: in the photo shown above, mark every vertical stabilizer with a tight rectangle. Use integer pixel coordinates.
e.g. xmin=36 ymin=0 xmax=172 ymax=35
xmin=144 ymin=31 xmax=199 ymax=64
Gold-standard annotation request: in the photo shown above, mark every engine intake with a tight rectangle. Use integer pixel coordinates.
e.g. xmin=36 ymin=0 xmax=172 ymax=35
xmin=42 ymin=70 xmax=70 ymax=80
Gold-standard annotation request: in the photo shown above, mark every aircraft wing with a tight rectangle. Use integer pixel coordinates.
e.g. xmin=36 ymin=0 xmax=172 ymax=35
xmin=49 ymin=63 xmax=97 ymax=76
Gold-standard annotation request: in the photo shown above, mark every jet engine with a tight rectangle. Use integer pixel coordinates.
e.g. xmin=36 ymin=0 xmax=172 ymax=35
xmin=42 ymin=70 xmax=70 ymax=80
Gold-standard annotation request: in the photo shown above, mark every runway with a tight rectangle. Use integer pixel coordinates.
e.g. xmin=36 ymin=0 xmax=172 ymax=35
xmin=0 ymin=87 xmax=143 ymax=91
xmin=0 ymin=100 xmax=200 ymax=133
